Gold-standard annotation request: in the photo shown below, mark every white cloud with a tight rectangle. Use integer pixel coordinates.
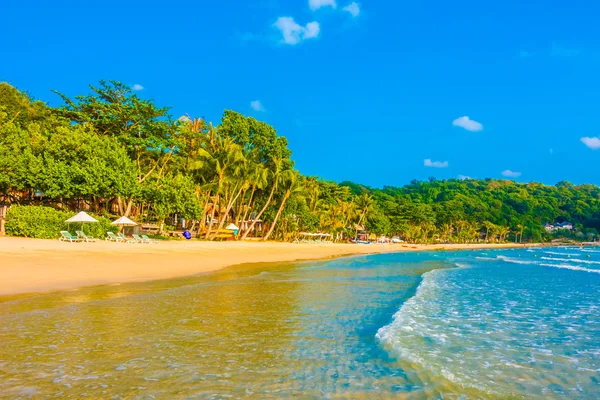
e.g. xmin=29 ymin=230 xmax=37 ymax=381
xmin=452 ymin=116 xmax=483 ymax=132
xmin=304 ymin=22 xmax=320 ymax=39
xmin=274 ymin=17 xmax=320 ymax=45
xmin=581 ymin=137 xmax=600 ymax=150
xmin=424 ymin=159 xmax=449 ymax=168
xmin=458 ymin=175 xmax=471 ymax=180
xmin=343 ymin=2 xmax=360 ymax=17
xmin=309 ymin=0 xmax=336 ymax=10
xmin=250 ymin=100 xmax=266 ymax=112
xmin=131 ymin=84 xmax=144 ymax=91
xmin=501 ymin=170 xmax=521 ymax=178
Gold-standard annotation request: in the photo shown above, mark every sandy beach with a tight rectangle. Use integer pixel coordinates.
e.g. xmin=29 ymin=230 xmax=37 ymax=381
xmin=0 ymin=237 xmax=527 ymax=296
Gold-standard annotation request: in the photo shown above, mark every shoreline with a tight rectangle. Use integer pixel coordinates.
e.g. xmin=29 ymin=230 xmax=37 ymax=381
xmin=0 ymin=237 xmax=533 ymax=296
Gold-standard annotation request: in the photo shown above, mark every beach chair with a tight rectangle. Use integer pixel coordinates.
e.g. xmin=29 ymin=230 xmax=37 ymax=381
xmin=118 ymin=233 xmax=136 ymax=243
xmin=132 ymin=234 xmax=146 ymax=243
xmin=76 ymin=231 xmax=99 ymax=242
xmin=141 ymin=234 xmax=158 ymax=244
xmin=59 ymin=231 xmax=82 ymax=242
xmin=106 ymin=232 xmax=124 ymax=242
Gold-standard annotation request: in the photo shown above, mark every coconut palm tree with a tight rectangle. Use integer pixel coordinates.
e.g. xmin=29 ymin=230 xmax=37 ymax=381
xmin=497 ymin=226 xmax=510 ymax=242
xmin=190 ymin=135 xmax=245 ymax=239
xmin=263 ymin=170 xmax=303 ymax=241
xmin=516 ymin=224 xmax=524 ymax=243
xmin=240 ymin=157 xmax=286 ymax=240
xmin=304 ymin=177 xmax=321 ymax=212
xmin=354 ymin=193 xmax=373 ymax=238
xmin=238 ymin=163 xmax=269 ymax=235
xmin=210 ymin=147 xmax=248 ymax=240
xmin=483 ymin=221 xmax=496 ymax=242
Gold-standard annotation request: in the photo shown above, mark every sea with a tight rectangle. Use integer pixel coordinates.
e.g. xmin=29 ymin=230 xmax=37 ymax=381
xmin=0 ymin=247 xmax=599 ymax=399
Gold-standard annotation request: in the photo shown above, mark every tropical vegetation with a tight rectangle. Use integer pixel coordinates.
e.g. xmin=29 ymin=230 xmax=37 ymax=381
xmin=1 ymin=81 xmax=599 ymax=242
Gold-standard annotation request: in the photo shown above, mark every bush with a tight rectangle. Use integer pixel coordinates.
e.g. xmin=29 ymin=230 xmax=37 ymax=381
xmin=79 ymin=215 xmax=118 ymax=239
xmin=5 ymin=205 xmax=117 ymax=239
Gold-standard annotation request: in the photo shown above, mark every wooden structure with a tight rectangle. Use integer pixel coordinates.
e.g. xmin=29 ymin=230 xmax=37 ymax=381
xmin=199 ymin=228 xmax=235 ymax=240
xmin=0 ymin=205 xmax=7 ymax=235
xmin=140 ymin=224 xmax=160 ymax=235
xmin=237 ymin=219 xmax=263 ymax=236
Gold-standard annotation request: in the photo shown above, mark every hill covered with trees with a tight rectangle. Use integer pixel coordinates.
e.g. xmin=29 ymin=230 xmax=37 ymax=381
xmin=1 ymin=81 xmax=599 ymax=242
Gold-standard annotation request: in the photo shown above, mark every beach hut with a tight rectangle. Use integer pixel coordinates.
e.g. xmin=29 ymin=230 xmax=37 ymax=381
xmin=65 ymin=211 xmax=98 ymax=232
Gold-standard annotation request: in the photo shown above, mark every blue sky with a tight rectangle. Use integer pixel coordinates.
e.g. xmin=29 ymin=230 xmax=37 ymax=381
xmin=2 ymin=0 xmax=599 ymax=187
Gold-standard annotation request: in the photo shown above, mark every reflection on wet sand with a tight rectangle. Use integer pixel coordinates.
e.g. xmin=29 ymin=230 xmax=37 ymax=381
xmin=0 ymin=254 xmax=486 ymax=398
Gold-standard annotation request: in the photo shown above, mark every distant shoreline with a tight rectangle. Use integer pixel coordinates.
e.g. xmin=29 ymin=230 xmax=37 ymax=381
xmin=0 ymin=237 xmax=537 ymax=297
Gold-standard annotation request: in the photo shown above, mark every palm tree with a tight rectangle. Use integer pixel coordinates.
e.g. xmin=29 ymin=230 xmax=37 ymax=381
xmin=238 ymin=163 xmax=269 ymax=235
xmin=483 ymin=221 xmax=496 ymax=242
xmin=354 ymin=193 xmax=373 ymax=238
xmin=497 ymin=226 xmax=510 ymax=242
xmin=420 ymin=221 xmax=436 ymax=243
xmin=304 ymin=177 xmax=321 ymax=212
xmin=207 ymin=138 xmax=247 ymax=240
xmin=440 ymin=223 xmax=454 ymax=243
xmin=241 ymin=157 xmax=285 ymax=240
xmin=263 ymin=170 xmax=303 ymax=241
xmin=516 ymin=224 xmax=524 ymax=243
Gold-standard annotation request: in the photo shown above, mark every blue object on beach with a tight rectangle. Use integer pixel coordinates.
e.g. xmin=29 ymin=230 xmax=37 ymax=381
xmin=182 ymin=230 xmax=192 ymax=240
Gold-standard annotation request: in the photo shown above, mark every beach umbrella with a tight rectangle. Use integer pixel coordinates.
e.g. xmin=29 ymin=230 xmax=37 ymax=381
xmin=226 ymin=223 xmax=239 ymax=235
xmin=111 ymin=216 xmax=137 ymax=234
xmin=65 ymin=211 xmax=98 ymax=233
xmin=111 ymin=216 xmax=137 ymax=226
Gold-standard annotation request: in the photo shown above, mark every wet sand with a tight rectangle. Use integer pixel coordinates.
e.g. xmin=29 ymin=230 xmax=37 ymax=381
xmin=0 ymin=237 xmax=528 ymax=296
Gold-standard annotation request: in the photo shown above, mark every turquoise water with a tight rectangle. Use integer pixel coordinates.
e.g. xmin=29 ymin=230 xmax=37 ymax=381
xmin=0 ymin=248 xmax=599 ymax=398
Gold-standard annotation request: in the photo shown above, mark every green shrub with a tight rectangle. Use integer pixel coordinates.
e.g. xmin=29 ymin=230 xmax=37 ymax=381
xmin=5 ymin=205 xmax=118 ymax=239
xmin=78 ymin=215 xmax=118 ymax=239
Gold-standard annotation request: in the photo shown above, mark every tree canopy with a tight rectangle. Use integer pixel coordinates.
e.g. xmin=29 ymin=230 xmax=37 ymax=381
xmin=1 ymin=81 xmax=599 ymax=242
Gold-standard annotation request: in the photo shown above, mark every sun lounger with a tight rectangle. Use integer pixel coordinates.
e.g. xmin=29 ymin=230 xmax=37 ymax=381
xmin=141 ymin=234 xmax=158 ymax=244
xmin=76 ymin=231 xmax=99 ymax=242
xmin=106 ymin=232 xmax=124 ymax=242
xmin=59 ymin=231 xmax=82 ymax=242
xmin=118 ymin=233 xmax=136 ymax=243
xmin=132 ymin=234 xmax=146 ymax=243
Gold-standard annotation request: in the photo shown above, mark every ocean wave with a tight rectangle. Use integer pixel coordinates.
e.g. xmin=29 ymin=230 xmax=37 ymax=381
xmin=542 ymin=251 xmax=582 ymax=256
xmin=540 ymin=256 xmax=600 ymax=265
xmin=375 ymin=268 xmax=494 ymax=394
xmin=497 ymin=255 xmax=537 ymax=265
xmin=539 ymin=263 xmax=600 ymax=274
xmin=581 ymin=248 xmax=600 ymax=253
xmin=454 ymin=262 xmax=473 ymax=269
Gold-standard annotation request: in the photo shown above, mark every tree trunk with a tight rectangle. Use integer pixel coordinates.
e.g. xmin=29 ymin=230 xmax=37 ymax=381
xmin=241 ymin=184 xmax=277 ymax=240
xmin=204 ymin=194 xmax=219 ymax=239
xmin=117 ymin=196 xmax=125 ymax=216
xmin=210 ymin=185 xmax=244 ymax=240
xmin=240 ymin=188 xmax=257 ymax=235
xmin=198 ymin=191 xmax=211 ymax=231
xmin=263 ymin=192 xmax=289 ymax=241
xmin=520 ymin=228 xmax=524 ymax=243
xmin=124 ymin=197 xmax=134 ymax=217
xmin=235 ymin=187 xmax=248 ymax=228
